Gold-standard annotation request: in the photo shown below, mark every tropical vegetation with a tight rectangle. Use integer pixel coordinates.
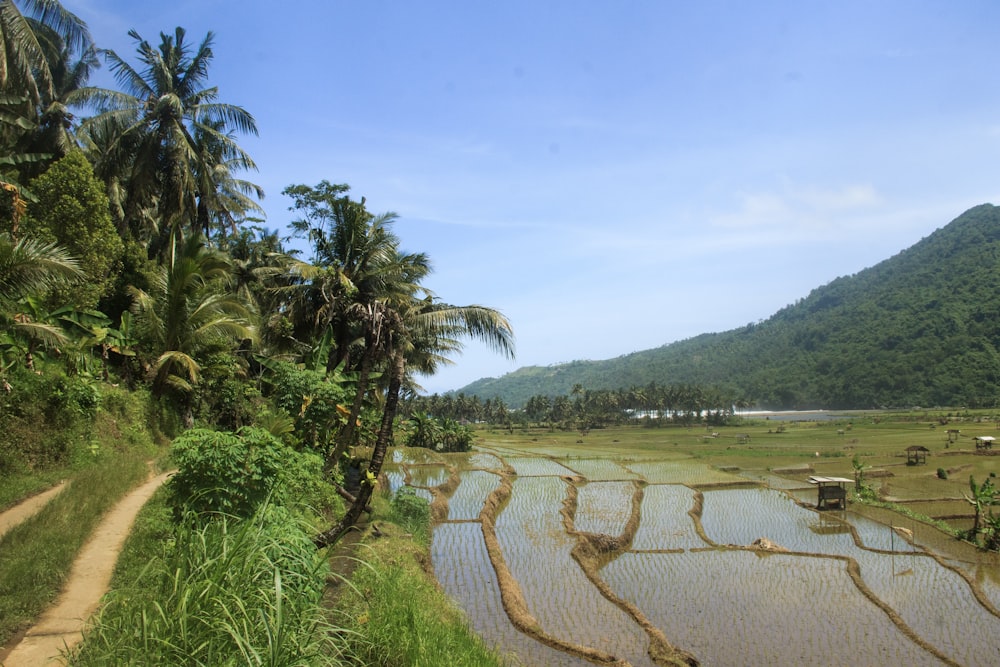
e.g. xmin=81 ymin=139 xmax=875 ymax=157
xmin=0 ymin=2 xmax=514 ymax=663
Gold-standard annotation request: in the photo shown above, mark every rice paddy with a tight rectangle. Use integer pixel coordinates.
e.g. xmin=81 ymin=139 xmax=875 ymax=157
xmin=415 ymin=420 xmax=1000 ymax=666
xmin=448 ymin=470 xmax=501 ymax=520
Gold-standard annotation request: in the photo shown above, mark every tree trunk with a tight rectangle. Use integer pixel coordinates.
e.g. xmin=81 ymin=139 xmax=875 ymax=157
xmin=314 ymin=351 xmax=405 ymax=548
xmin=326 ymin=343 xmax=372 ymax=473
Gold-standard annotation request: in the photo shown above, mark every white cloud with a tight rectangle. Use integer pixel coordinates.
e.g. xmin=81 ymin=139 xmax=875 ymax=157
xmin=709 ymin=182 xmax=883 ymax=237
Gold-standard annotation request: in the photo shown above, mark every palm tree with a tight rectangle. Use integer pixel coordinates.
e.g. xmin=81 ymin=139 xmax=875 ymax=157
xmin=0 ymin=229 xmax=80 ymax=304
xmin=129 ymin=232 xmax=256 ymax=426
xmin=23 ymin=23 xmax=98 ymax=164
xmin=0 ymin=231 xmax=81 ymax=371
xmin=0 ymin=0 xmax=90 ymax=105
xmin=191 ymin=119 xmax=264 ymax=240
xmin=315 ymin=293 xmax=513 ymax=547
xmin=75 ymin=27 xmax=259 ymax=252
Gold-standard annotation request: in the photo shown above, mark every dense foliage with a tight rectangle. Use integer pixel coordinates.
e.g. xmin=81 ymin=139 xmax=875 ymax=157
xmin=460 ymin=204 xmax=1000 ymax=410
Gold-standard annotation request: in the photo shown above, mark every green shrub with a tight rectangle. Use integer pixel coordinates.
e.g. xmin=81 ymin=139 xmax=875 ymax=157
xmin=168 ymin=427 xmax=287 ymax=518
xmin=937 ymin=467 xmax=948 ymax=480
xmin=0 ymin=367 xmax=103 ymax=472
xmin=263 ymin=362 xmax=350 ymax=450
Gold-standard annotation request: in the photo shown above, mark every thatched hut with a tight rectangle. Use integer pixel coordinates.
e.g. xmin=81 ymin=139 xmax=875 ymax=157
xmin=905 ymin=445 xmax=929 ymax=465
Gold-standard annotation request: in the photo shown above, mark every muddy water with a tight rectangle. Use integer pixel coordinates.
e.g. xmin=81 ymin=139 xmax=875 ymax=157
xmin=405 ymin=464 xmax=450 ymax=488
xmin=602 ymin=550 xmax=947 ymax=666
xmin=701 ymin=487 xmax=858 ymax=554
xmin=505 ymin=457 xmax=577 ymax=477
xmin=624 ymin=460 xmax=744 ymax=485
xmin=431 ymin=522 xmax=592 ymax=667
xmin=495 ymin=476 xmax=656 ymax=666
xmin=855 ymin=549 xmax=1000 ymax=666
xmin=423 ymin=450 xmax=1000 ymax=666
xmin=573 ymin=481 xmax=634 ymax=536
xmin=562 ymin=458 xmax=639 ymax=481
xmin=448 ymin=470 xmax=500 ymax=520
xmin=632 ymin=484 xmax=704 ymax=551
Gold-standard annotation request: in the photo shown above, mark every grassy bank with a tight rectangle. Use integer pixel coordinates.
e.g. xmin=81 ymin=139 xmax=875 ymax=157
xmin=329 ymin=519 xmax=506 ymax=667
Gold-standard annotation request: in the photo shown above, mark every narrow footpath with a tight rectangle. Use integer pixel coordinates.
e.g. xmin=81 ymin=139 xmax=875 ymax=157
xmin=0 ymin=472 xmax=170 ymax=667
xmin=0 ymin=483 xmax=68 ymax=541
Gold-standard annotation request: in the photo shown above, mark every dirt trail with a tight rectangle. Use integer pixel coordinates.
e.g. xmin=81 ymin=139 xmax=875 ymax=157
xmin=1 ymin=471 xmax=170 ymax=667
xmin=0 ymin=483 xmax=68 ymax=541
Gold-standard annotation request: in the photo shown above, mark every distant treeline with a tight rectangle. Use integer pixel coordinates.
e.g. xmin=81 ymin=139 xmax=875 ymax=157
xmin=405 ymin=381 xmax=746 ymax=428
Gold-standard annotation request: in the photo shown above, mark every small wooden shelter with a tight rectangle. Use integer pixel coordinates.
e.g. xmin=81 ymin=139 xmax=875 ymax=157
xmin=905 ymin=445 xmax=930 ymax=465
xmin=808 ymin=476 xmax=852 ymax=510
xmin=736 ymin=433 xmax=751 ymax=444
xmin=975 ymin=436 xmax=995 ymax=451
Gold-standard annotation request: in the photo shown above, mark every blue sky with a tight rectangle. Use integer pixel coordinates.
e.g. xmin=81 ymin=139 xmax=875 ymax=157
xmin=70 ymin=1 xmax=1000 ymax=394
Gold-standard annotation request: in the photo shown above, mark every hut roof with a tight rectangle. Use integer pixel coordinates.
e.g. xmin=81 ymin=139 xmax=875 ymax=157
xmin=808 ymin=476 xmax=852 ymax=485
xmin=975 ymin=436 xmax=996 ymax=442
xmin=905 ymin=445 xmax=930 ymax=452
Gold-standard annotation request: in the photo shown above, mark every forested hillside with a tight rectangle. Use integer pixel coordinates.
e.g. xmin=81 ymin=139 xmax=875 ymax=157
xmin=460 ymin=204 xmax=1000 ymax=410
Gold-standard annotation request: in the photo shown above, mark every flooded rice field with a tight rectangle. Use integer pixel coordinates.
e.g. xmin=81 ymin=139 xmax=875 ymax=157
xmin=398 ymin=445 xmax=1000 ymax=666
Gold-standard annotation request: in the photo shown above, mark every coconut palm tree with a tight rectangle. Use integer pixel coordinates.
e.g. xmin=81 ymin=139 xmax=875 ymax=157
xmin=0 ymin=231 xmax=81 ymax=371
xmin=0 ymin=229 xmax=80 ymax=304
xmin=315 ymin=292 xmax=513 ymax=547
xmin=0 ymin=0 xmax=89 ymax=105
xmin=75 ymin=27 xmax=259 ymax=253
xmin=129 ymin=232 xmax=256 ymax=426
xmin=23 ymin=22 xmax=98 ymax=164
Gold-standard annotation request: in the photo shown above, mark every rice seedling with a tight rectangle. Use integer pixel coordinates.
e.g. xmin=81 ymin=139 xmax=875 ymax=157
xmin=624 ymin=460 xmax=744 ymax=485
xmin=700 ymin=487 xmax=858 ymax=554
xmin=504 ymin=457 xmax=577 ymax=477
xmin=631 ymin=485 xmax=704 ymax=551
xmin=465 ymin=451 xmax=505 ymax=470
xmin=601 ymin=550 xmax=941 ymax=666
xmin=573 ymin=481 xmax=634 ymax=536
xmin=560 ymin=458 xmax=639 ymax=481
xmin=430 ymin=522 xmax=582 ymax=666
xmin=855 ymin=550 xmax=1000 ymax=666
xmin=337 ymin=522 xmax=507 ymax=667
xmin=447 ymin=470 xmax=500 ymax=521
xmin=494 ymin=477 xmax=656 ymax=666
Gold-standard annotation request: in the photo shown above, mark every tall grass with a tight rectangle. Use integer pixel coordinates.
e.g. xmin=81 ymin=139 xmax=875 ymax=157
xmin=0 ymin=453 xmax=149 ymax=646
xmin=334 ymin=521 xmax=505 ymax=667
xmin=71 ymin=504 xmax=351 ymax=667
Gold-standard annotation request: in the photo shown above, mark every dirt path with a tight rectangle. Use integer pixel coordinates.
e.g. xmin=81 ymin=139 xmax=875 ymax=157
xmin=1 ymin=471 xmax=170 ymax=667
xmin=0 ymin=483 xmax=68 ymax=541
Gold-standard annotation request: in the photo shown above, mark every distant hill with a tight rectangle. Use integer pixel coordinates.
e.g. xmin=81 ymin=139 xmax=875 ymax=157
xmin=457 ymin=204 xmax=1000 ymax=410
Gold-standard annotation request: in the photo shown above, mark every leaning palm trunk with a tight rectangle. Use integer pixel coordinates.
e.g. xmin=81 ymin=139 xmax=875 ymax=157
xmin=314 ymin=351 xmax=405 ymax=548
xmin=326 ymin=337 xmax=374 ymax=473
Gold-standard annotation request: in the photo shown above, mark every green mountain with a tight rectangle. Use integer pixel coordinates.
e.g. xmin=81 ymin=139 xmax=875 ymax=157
xmin=458 ymin=204 xmax=1000 ymax=410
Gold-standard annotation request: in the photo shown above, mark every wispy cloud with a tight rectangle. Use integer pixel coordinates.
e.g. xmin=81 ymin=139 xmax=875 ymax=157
xmin=709 ymin=182 xmax=883 ymax=235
